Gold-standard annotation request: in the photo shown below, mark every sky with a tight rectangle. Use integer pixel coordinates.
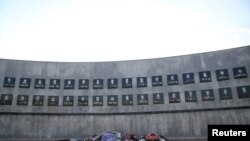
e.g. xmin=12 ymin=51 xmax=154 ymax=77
xmin=0 ymin=0 xmax=250 ymax=62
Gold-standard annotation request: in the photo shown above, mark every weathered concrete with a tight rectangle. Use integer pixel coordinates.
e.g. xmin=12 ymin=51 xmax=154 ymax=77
xmin=0 ymin=46 xmax=250 ymax=140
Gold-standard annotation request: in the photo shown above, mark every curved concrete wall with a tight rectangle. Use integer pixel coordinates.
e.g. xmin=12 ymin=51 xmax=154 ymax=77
xmin=0 ymin=46 xmax=250 ymax=140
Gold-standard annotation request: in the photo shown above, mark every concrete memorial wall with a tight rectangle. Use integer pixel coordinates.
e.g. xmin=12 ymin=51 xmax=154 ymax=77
xmin=0 ymin=46 xmax=250 ymax=140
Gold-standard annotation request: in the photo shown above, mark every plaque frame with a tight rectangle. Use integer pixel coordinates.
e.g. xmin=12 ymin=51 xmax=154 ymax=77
xmin=183 ymin=73 xmax=195 ymax=84
xmin=216 ymin=69 xmax=229 ymax=81
xmin=122 ymin=95 xmax=133 ymax=105
xmin=93 ymin=96 xmax=103 ymax=106
xmin=78 ymin=96 xmax=88 ymax=106
xmin=184 ymin=91 xmax=197 ymax=102
xmin=137 ymin=94 xmax=148 ymax=105
xmin=199 ymin=71 xmax=212 ymax=83
xmin=64 ymin=79 xmax=75 ymax=89
xmin=34 ymin=79 xmax=46 ymax=89
xmin=79 ymin=79 xmax=89 ymax=89
xmin=167 ymin=74 xmax=179 ymax=85
xmin=153 ymin=93 xmax=164 ymax=104
xmin=19 ymin=78 xmax=31 ymax=88
xmin=93 ymin=79 xmax=104 ymax=89
xmin=3 ymin=77 xmax=16 ymax=88
xmin=107 ymin=95 xmax=118 ymax=106
xmin=201 ymin=89 xmax=215 ymax=101
xmin=0 ymin=94 xmax=13 ymax=105
xmin=237 ymin=85 xmax=250 ymax=98
xmin=219 ymin=87 xmax=232 ymax=100
xmin=233 ymin=67 xmax=248 ymax=79
xmin=17 ymin=95 xmax=29 ymax=105
xmin=49 ymin=79 xmax=60 ymax=89
xmin=168 ymin=92 xmax=180 ymax=103
xmin=63 ymin=96 xmax=74 ymax=106
xmin=152 ymin=76 xmax=163 ymax=87
xmin=122 ymin=78 xmax=133 ymax=88
xmin=32 ymin=95 xmax=44 ymax=106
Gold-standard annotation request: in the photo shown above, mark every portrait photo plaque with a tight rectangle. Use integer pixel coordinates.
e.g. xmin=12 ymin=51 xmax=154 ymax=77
xmin=108 ymin=78 xmax=118 ymax=89
xmin=79 ymin=79 xmax=89 ymax=89
xmin=34 ymin=79 xmax=46 ymax=89
xmin=153 ymin=93 xmax=164 ymax=104
xmin=122 ymin=78 xmax=133 ymax=88
xmin=17 ymin=95 xmax=29 ymax=105
xmin=183 ymin=73 xmax=195 ymax=84
xmin=152 ymin=76 xmax=163 ymax=87
xmin=199 ymin=71 xmax=212 ymax=83
xmin=93 ymin=96 xmax=103 ymax=106
xmin=201 ymin=89 xmax=214 ymax=101
xmin=167 ymin=74 xmax=179 ymax=85
xmin=3 ymin=77 xmax=15 ymax=88
xmin=19 ymin=78 xmax=31 ymax=88
xmin=137 ymin=77 xmax=147 ymax=88
xmin=32 ymin=95 xmax=44 ymax=106
xmin=233 ymin=67 xmax=248 ymax=79
xmin=93 ymin=79 xmax=103 ymax=89
xmin=216 ymin=69 xmax=229 ymax=81
xmin=137 ymin=94 xmax=148 ymax=105
xmin=122 ymin=95 xmax=133 ymax=105
xmin=219 ymin=87 xmax=232 ymax=100
xmin=237 ymin=85 xmax=250 ymax=98
xmin=185 ymin=91 xmax=197 ymax=102
xmin=48 ymin=96 xmax=59 ymax=106
xmin=168 ymin=92 xmax=180 ymax=103
xmin=107 ymin=95 xmax=118 ymax=106
xmin=78 ymin=96 xmax=88 ymax=106
xmin=49 ymin=79 xmax=60 ymax=89
xmin=0 ymin=94 xmax=13 ymax=105
xmin=64 ymin=79 xmax=75 ymax=89
xmin=63 ymin=96 xmax=74 ymax=106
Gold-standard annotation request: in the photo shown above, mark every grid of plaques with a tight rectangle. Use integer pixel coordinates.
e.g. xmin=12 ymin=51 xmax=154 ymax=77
xmin=1 ymin=86 xmax=250 ymax=106
xmin=1 ymin=67 xmax=248 ymax=89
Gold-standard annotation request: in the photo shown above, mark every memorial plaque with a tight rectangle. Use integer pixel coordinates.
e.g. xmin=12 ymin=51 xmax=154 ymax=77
xmin=108 ymin=78 xmax=118 ymax=89
xmin=219 ymin=88 xmax=232 ymax=100
xmin=183 ymin=73 xmax=195 ymax=84
xmin=233 ymin=67 xmax=248 ymax=79
xmin=122 ymin=95 xmax=133 ymax=105
xmin=93 ymin=79 xmax=103 ymax=89
xmin=0 ymin=94 xmax=13 ymax=105
xmin=137 ymin=94 xmax=148 ymax=105
xmin=216 ymin=69 xmax=229 ymax=81
xmin=237 ymin=85 xmax=250 ymax=98
xmin=137 ymin=77 xmax=147 ymax=87
xmin=17 ymin=95 xmax=29 ymax=105
xmin=64 ymin=79 xmax=75 ymax=89
xmin=152 ymin=76 xmax=163 ymax=86
xmin=32 ymin=95 xmax=44 ymax=106
xmin=3 ymin=77 xmax=15 ymax=88
xmin=49 ymin=79 xmax=60 ymax=89
xmin=78 ymin=96 xmax=88 ymax=106
xmin=153 ymin=93 xmax=164 ymax=104
xmin=168 ymin=92 xmax=180 ymax=103
xmin=107 ymin=95 xmax=118 ymax=106
xmin=199 ymin=71 xmax=212 ymax=83
xmin=201 ymin=89 xmax=214 ymax=101
xmin=79 ymin=79 xmax=89 ymax=89
xmin=19 ymin=78 xmax=31 ymax=88
xmin=48 ymin=96 xmax=59 ymax=106
xmin=93 ymin=96 xmax=103 ymax=106
xmin=63 ymin=96 xmax=74 ymax=106
xmin=167 ymin=74 xmax=179 ymax=85
xmin=185 ymin=91 xmax=197 ymax=102
xmin=122 ymin=78 xmax=132 ymax=88
xmin=34 ymin=79 xmax=46 ymax=89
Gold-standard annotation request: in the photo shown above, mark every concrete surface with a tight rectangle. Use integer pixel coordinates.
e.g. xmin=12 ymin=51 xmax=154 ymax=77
xmin=0 ymin=46 xmax=250 ymax=140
